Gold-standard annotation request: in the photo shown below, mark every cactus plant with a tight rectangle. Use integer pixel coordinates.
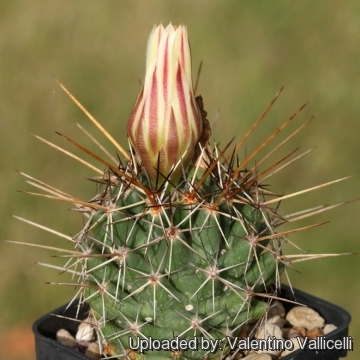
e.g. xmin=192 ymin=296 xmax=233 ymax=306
xmin=8 ymin=23 xmax=353 ymax=360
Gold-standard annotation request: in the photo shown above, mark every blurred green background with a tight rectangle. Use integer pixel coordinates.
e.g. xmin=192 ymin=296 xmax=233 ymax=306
xmin=0 ymin=1 xmax=359 ymax=359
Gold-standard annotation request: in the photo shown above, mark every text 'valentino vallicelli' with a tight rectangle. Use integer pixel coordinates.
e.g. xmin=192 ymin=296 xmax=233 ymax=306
xmin=128 ymin=335 xmax=353 ymax=354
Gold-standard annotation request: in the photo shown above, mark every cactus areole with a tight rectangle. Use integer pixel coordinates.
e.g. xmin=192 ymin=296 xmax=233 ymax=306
xmin=20 ymin=23 xmax=352 ymax=360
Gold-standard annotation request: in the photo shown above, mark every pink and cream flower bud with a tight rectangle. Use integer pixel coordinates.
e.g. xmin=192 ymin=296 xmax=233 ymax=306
xmin=127 ymin=23 xmax=202 ymax=184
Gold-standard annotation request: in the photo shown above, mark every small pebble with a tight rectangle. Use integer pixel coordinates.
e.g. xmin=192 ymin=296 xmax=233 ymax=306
xmin=268 ymin=301 xmax=286 ymax=318
xmin=255 ymin=322 xmax=283 ymax=356
xmin=85 ymin=342 xmax=101 ymax=360
xmin=76 ymin=316 xmax=95 ymax=342
xmin=267 ymin=315 xmax=287 ymax=328
xmin=280 ymin=337 xmax=300 ymax=357
xmin=56 ymin=329 xmax=76 ymax=348
xmin=288 ymin=326 xmax=306 ymax=338
xmin=306 ymin=327 xmax=324 ymax=339
xmin=256 ymin=322 xmax=283 ymax=340
xmin=323 ymin=324 xmax=337 ymax=335
xmin=286 ymin=306 xmax=325 ymax=330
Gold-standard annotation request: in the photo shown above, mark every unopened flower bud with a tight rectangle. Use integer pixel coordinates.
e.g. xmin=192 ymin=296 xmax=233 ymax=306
xmin=127 ymin=23 xmax=202 ymax=184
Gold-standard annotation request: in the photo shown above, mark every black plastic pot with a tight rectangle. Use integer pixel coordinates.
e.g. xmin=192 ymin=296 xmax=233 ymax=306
xmin=279 ymin=286 xmax=351 ymax=360
xmin=32 ymin=285 xmax=351 ymax=360
xmin=33 ymin=300 xmax=91 ymax=360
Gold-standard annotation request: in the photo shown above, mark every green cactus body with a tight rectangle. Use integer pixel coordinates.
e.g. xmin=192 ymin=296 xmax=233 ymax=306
xmin=78 ymin=152 xmax=284 ymax=359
